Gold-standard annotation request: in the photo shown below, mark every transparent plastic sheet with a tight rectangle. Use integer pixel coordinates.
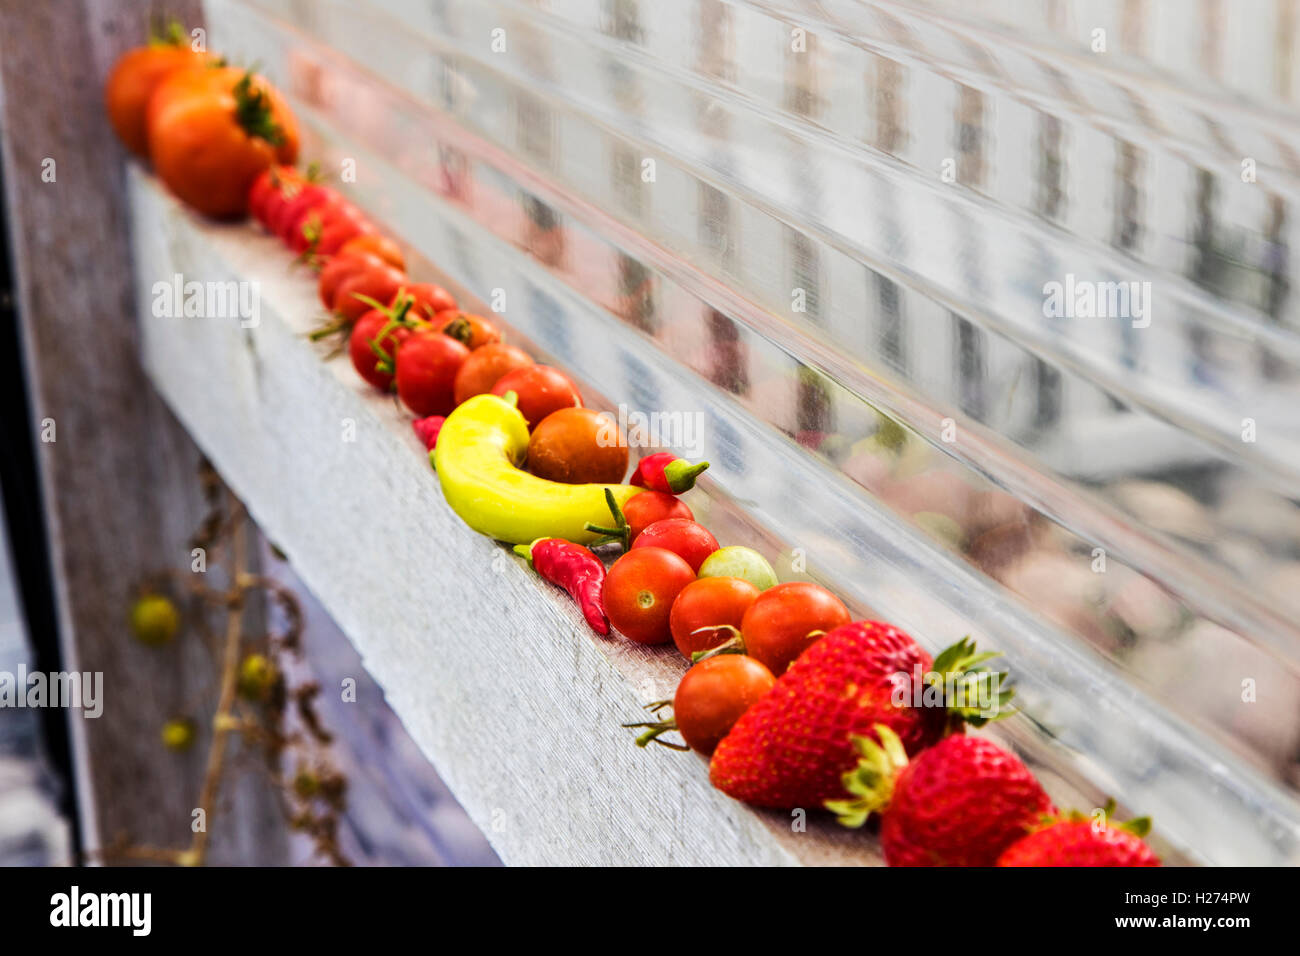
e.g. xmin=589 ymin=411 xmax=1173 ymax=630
xmin=204 ymin=0 xmax=1300 ymax=863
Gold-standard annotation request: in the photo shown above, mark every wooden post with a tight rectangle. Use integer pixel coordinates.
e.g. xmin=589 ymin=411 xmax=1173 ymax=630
xmin=0 ymin=0 xmax=287 ymax=863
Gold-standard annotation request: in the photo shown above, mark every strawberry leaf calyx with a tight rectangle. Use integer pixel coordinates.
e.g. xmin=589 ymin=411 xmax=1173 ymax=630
xmin=1048 ymin=800 xmax=1153 ymax=838
xmin=930 ymin=636 xmax=1015 ymax=730
xmin=825 ymin=724 xmax=908 ymax=828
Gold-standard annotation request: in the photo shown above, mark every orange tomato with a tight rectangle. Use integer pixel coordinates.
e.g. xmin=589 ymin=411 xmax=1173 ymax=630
xmin=105 ymin=40 xmax=215 ymax=156
xmin=338 ymin=234 xmax=405 ymax=271
xmin=672 ymin=655 xmax=775 ymax=754
xmin=147 ymin=67 xmax=300 ymax=219
xmin=669 ymin=576 xmax=760 ymax=659
xmin=437 ymin=310 xmax=501 ymax=350
xmin=739 ymin=582 xmax=850 ymax=675
xmin=527 ymin=407 xmax=628 ymax=484
xmin=452 ymin=343 xmax=533 ymax=405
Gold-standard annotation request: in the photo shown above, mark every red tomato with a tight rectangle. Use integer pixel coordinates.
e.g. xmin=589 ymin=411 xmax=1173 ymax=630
xmin=274 ymin=184 xmax=336 ymax=242
xmin=490 ymin=365 xmax=582 ymax=428
xmin=348 ymin=309 xmax=410 ymax=390
xmin=315 ymin=214 xmax=374 ymax=257
xmin=672 ymin=655 xmax=775 ymax=754
xmin=339 ymin=234 xmax=405 ymax=270
xmin=288 ymin=196 xmax=362 ymax=254
xmin=248 ymin=165 xmax=299 ymax=226
xmin=621 ymin=491 xmax=693 ymax=545
xmin=332 ymin=263 xmax=406 ymax=322
xmin=669 ymin=576 xmax=760 ymax=658
xmin=317 ymin=251 xmax=385 ymax=309
xmin=403 ymin=282 xmax=458 ymax=321
xmin=631 ymin=518 xmax=718 ymax=573
xmin=256 ymin=170 xmax=304 ymax=231
xmin=394 ymin=331 xmax=470 ymax=416
xmin=740 ymin=582 xmax=851 ymax=675
xmin=602 ymin=548 xmax=696 ymax=645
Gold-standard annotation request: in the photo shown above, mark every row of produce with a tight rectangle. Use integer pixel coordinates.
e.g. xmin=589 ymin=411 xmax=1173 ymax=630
xmin=106 ymin=27 xmax=1162 ymax=865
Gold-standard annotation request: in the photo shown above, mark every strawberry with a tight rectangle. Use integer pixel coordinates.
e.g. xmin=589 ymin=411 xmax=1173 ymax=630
xmin=708 ymin=621 xmax=1013 ymax=810
xmin=997 ymin=810 xmax=1161 ymax=866
xmin=826 ymin=726 xmax=1052 ymax=866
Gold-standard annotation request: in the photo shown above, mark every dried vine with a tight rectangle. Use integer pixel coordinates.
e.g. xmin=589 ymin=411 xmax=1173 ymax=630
xmin=95 ymin=460 xmax=350 ymax=866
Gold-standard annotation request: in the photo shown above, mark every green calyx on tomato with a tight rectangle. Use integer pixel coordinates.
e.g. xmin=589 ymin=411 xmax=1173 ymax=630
xmin=233 ymin=71 xmax=286 ymax=146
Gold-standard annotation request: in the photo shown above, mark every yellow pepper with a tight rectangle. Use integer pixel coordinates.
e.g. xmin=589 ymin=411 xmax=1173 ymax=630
xmin=433 ymin=394 xmax=642 ymax=545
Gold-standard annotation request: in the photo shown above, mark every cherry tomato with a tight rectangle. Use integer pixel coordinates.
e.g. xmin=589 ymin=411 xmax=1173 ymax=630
xmin=631 ymin=518 xmax=718 ymax=573
xmin=339 ymin=233 xmax=405 ymax=270
xmin=453 ymin=343 xmax=533 ymax=405
xmin=348 ymin=309 xmax=410 ymax=390
xmin=602 ymin=547 xmax=696 ymax=645
xmin=288 ymin=196 xmax=362 ymax=254
xmin=317 ymin=251 xmax=385 ymax=309
xmin=332 ymin=263 xmax=407 ymax=323
xmin=270 ymin=181 xmax=330 ymax=239
xmin=437 ymin=310 xmax=501 ymax=350
xmin=315 ymin=213 xmax=374 ymax=257
xmin=490 ymin=364 xmax=582 ymax=428
xmin=669 ymin=576 xmax=760 ymax=658
xmin=672 ymin=655 xmax=775 ymax=754
xmin=740 ymin=581 xmax=851 ymax=674
xmin=621 ymin=491 xmax=693 ymax=545
xmin=394 ymin=331 xmax=470 ymax=416
xmin=257 ymin=170 xmax=305 ymax=232
xmin=248 ymin=165 xmax=299 ymax=226
xmin=527 ymin=407 xmax=628 ymax=484
xmin=401 ymin=282 xmax=458 ymax=321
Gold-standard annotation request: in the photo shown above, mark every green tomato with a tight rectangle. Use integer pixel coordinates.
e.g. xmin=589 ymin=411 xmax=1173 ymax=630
xmin=161 ymin=717 xmax=196 ymax=751
xmin=237 ymin=653 xmax=278 ymax=701
xmin=696 ymin=546 xmax=778 ymax=591
xmin=130 ymin=594 xmax=180 ymax=646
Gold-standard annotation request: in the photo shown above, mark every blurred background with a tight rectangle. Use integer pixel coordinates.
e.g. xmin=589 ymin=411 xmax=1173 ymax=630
xmin=2 ymin=0 xmax=1299 ymax=865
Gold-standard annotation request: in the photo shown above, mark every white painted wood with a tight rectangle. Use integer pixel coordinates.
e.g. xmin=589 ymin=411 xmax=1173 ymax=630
xmin=128 ymin=168 xmax=881 ymax=866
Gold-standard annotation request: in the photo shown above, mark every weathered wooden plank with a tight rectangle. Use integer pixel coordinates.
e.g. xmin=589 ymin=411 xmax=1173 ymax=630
xmin=0 ymin=0 xmax=286 ymax=863
xmin=129 ymin=167 xmax=883 ymax=865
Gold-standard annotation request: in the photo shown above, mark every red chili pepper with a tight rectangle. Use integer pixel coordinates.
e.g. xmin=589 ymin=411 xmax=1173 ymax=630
xmin=413 ymin=415 xmax=445 ymax=451
xmin=629 ymin=452 xmax=709 ymax=495
xmin=514 ymin=538 xmax=609 ymax=635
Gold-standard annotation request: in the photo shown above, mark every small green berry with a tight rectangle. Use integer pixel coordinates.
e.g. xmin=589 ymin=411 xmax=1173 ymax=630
xmin=161 ymin=717 xmax=196 ymax=751
xmin=130 ymin=594 xmax=180 ymax=646
xmin=237 ymin=653 xmax=278 ymax=701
